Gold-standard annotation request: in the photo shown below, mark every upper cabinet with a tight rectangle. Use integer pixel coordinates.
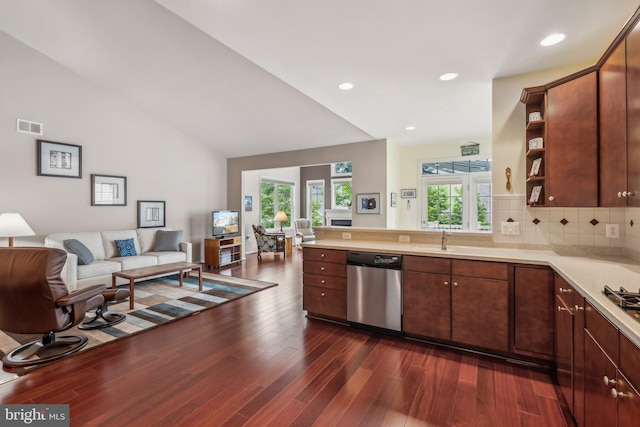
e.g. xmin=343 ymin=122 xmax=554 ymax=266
xmin=522 ymin=7 xmax=640 ymax=207
xmin=522 ymin=72 xmax=598 ymax=207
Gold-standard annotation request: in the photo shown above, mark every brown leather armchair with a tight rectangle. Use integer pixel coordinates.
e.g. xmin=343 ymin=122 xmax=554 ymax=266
xmin=0 ymin=247 xmax=119 ymax=368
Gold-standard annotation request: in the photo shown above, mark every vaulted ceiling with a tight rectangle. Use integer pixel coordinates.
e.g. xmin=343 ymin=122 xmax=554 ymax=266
xmin=1 ymin=0 xmax=638 ymax=157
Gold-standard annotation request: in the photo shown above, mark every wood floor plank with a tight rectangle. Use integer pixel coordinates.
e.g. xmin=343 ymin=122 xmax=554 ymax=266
xmin=0 ymin=250 xmax=573 ymax=426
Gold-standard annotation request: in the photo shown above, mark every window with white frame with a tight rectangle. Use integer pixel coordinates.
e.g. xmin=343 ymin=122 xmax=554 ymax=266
xmin=332 ymin=161 xmax=352 ymax=176
xmin=260 ymin=178 xmax=294 ymax=229
xmin=331 ymin=178 xmax=352 ymax=209
xmin=420 ymin=158 xmax=492 ymax=232
xmin=306 ymin=180 xmax=325 ymax=226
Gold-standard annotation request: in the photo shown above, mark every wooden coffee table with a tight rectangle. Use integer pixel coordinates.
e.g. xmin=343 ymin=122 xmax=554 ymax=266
xmin=112 ymin=262 xmax=203 ymax=309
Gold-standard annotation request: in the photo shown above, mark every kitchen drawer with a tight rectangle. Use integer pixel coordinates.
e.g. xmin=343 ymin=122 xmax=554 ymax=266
xmin=303 ymin=247 xmax=346 ymax=264
xmin=585 ymin=302 xmax=620 ymax=363
xmin=303 ymin=285 xmax=346 ymax=320
xmin=303 ymin=260 xmax=346 ymax=277
xmin=452 ymin=259 xmax=509 ymax=281
xmin=403 ymin=255 xmax=451 ymax=274
xmin=303 ymin=272 xmax=346 ymax=291
xmin=620 ymin=332 xmax=640 ymax=390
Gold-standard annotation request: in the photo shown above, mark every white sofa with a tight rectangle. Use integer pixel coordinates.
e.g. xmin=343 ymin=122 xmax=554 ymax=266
xmin=45 ymin=228 xmax=192 ymax=291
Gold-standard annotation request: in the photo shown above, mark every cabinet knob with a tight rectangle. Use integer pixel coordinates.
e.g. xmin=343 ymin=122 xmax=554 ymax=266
xmin=548 ymin=196 xmax=555 ymax=201
xmin=444 ymin=281 xmax=449 ymax=287
xmin=321 ymin=292 xmax=325 ymax=297
xmin=574 ymin=305 xmax=584 ymax=312
xmin=603 ymin=376 xmax=616 ymax=386
xmin=321 ymin=279 xmax=325 ymax=284
xmin=619 ymin=191 xmax=636 ymax=198
xmin=557 ymin=305 xmax=569 ymax=312
xmin=453 ymin=282 xmax=458 ymax=287
xmin=320 ymin=267 xmax=325 ymax=271
xmin=321 ymin=253 xmax=325 ymax=258
xmin=611 ymin=388 xmax=625 ymax=399
xmin=558 ymin=287 xmax=571 ymax=293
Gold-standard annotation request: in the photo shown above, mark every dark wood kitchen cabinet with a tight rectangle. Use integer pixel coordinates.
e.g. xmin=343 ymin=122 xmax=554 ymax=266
xmin=600 ymin=40 xmax=628 ymax=206
xmin=546 ymin=72 xmax=598 ymax=207
xmin=626 ymin=19 xmax=640 ymax=207
xmin=302 ymin=247 xmax=347 ymax=320
xmin=554 ymin=274 xmax=586 ymax=427
xmin=451 ymin=259 xmax=510 ymax=352
xmin=403 ymin=256 xmax=452 ymax=340
xmin=584 ymin=302 xmax=640 ymax=427
xmin=512 ymin=265 xmax=554 ymax=360
xmin=403 ymin=257 xmax=509 ymax=353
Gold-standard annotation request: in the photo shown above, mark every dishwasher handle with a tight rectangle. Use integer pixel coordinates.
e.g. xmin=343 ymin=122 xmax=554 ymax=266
xmin=346 ymin=251 xmax=402 ymax=270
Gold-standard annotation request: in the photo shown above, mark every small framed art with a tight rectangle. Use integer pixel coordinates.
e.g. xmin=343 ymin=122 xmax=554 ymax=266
xmin=37 ymin=139 xmax=82 ymax=178
xmin=401 ymin=188 xmax=416 ymax=198
xmin=91 ymin=174 xmax=127 ymax=206
xmin=137 ymin=201 xmax=166 ymax=228
xmin=390 ymin=192 xmax=397 ymax=207
xmin=356 ymin=193 xmax=381 ymax=214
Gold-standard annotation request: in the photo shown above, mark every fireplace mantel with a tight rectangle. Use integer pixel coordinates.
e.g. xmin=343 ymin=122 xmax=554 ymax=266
xmin=325 ymin=209 xmax=352 ymax=226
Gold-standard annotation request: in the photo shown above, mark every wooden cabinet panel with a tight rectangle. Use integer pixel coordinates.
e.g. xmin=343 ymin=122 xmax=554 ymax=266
xmin=204 ymin=237 xmax=242 ymax=268
xmin=555 ymin=294 xmax=574 ymax=412
xmin=451 ymin=276 xmax=509 ymax=352
xmin=585 ymin=302 xmax=620 ymax=364
xmin=403 ymin=255 xmax=451 ymax=274
xmin=627 ymin=20 xmax=640 ymax=207
xmin=513 ymin=266 xmax=554 ymax=358
xmin=451 ymin=259 xmax=509 ymax=281
xmin=302 ymin=273 xmax=346 ymax=291
xmin=617 ymin=371 xmax=640 ymax=427
xmin=573 ymin=291 xmax=586 ymax=427
xmin=600 ymin=40 xmax=628 ymax=206
xmin=303 ymin=260 xmax=346 ymax=278
xmin=303 ymin=286 xmax=346 ymax=320
xmin=620 ymin=332 xmax=640 ymax=391
xmin=546 ymin=71 xmax=598 ymax=206
xmin=403 ymin=271 xmax=451 ymax=340
xmin=303 ymin=247 xmax=346 ymax=263
xmin=584 ymin=333 xmax=618 ymax=427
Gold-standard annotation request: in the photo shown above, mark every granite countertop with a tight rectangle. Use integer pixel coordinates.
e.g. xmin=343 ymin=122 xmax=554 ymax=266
xmin=304 ymin=239 xmax=640 ymax=348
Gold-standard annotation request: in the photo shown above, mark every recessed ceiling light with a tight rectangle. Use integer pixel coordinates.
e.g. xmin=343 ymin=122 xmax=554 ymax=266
xmin=338 ymin=82 xmax=354 ymax=90
xmin=540 ymin=33 xmax=566 ymax=46
xmin=405 ymin=126 xmax=416 ymax=131
xmin=439 ymin=73 xmax=459 ymax=81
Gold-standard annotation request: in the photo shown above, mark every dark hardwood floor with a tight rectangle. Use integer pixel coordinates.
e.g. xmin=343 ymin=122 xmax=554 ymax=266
xmin=0 ymin=249 xmax=573 ymax=426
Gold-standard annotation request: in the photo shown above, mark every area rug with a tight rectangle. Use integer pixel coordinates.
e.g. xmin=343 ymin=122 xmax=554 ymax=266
xmin=0 ymin=272 xmax=277 ymax=375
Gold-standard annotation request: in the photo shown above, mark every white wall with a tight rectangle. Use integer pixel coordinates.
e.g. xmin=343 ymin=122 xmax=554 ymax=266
xmin=0 ymin=30 xmax=226 ymax=260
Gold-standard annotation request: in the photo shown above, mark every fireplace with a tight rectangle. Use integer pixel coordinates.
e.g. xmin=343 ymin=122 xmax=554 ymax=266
xmin=325 ymin=209 xmax=352 ymax=227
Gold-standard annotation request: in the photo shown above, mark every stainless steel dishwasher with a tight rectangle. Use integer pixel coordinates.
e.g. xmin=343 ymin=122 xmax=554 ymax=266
xmin=346 ymin=251 xmax=402 ymax=332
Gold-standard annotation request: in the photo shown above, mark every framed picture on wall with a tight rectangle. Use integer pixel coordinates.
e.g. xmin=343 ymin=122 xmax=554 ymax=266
xmin=37 ymin=140 xmax=82 ymax=178
xmin=356 ymin=193 xmax=380 ymax=214
xmin=91 ymin=174 xmax=127 ymax=206
xmin=390 ymin=192 xmax=397 ymax=207
xmin=244 ymin=196 xmax=253 ymax=212
xmin=401 ymin=188 xmax=416 ymax=198
xmin=137 ymin=201 xmax=166 ymax=228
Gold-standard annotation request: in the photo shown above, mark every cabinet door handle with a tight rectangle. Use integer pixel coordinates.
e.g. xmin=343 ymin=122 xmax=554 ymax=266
xmin=548 ymin=196 xmax=555 ymax=201
xmin=320 ymin=267 xmax=325 ymax=271
xmin=321 ymin=253 xmax=325 ymax=258
xmin=321 ymin=279 xmax=325 ymax=284
xmin=444 ymin=281 xmax=449 ymax=287
xmin=611 ymin=388 xmax=625 ymax=399
xmin=619 ymin=191 xmax=636 ymax=198
xmin=603 ymin=376 xmax=616 ymax=386
xmin=453 ymin=282 xmax=458 ymax=287
xmin=557 ymin=305 xmax=569 ymax=312
xmin=558 ymin=287 xmax=571 ymax=293
xmin=320 ymin=292 xmax=325 ymax=297
xmin=574 ymin=305 xmax=584 ymax=312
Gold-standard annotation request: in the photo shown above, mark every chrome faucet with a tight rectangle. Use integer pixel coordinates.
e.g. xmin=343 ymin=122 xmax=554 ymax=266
xmin=441 ymin=230 xmax=452 ymax=251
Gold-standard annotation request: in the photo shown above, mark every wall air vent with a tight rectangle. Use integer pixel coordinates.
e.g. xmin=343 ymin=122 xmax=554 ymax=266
xmin=16 ymin=118 xmax=43 ymax=135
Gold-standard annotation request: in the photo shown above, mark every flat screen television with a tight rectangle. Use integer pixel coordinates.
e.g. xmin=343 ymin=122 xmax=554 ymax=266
xmin=212 ymin=210 xmax=240 ymax=238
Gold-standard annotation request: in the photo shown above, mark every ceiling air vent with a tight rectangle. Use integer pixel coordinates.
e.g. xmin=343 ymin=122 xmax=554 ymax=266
xmin=16 ymin=118 xmax=43 ymax=135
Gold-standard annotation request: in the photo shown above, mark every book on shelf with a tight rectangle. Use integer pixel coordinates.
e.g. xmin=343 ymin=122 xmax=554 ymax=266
xmin=529 ymin=185 xmax=542 ymax=204
xmin=528 ymin=137 xmax=543 ymax=150
xmin=528 ymin=112 xmax=542 ymax=122
xmin=529 ymin=158 xmax=542 ymax=176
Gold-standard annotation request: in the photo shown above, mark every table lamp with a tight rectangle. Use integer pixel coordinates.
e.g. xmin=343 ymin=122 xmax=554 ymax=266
xmin=0 ymin=213 xmax=35 ymax=247
xmin=274 ymin=211 xmax=288 ymax=232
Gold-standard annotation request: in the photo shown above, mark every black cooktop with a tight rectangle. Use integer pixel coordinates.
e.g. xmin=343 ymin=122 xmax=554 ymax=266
xmin=603 ymin=285 xmax=640 ymax=322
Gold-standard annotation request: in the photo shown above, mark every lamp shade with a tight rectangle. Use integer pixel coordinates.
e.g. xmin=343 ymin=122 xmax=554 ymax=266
xmin=274 ymin=211 xmax=288 ymax=222
xmin=0 ymin=213 xmax=35 ymax=247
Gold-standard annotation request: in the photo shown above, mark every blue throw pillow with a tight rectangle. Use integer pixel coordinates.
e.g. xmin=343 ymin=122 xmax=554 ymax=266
xmin=63 ymin=239 xmax=94 ymax=265
xmin=115 ymin=238 xmax=137 ymax=257
xmin=154 ymin=230 xmax=183 ymax=252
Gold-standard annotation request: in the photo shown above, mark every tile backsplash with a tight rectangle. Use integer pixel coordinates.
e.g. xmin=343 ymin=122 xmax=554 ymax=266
xmin=492 ymin=195 xmax=640 ymax=258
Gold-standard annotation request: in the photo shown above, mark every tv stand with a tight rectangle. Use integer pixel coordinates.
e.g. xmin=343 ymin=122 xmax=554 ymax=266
xmin=204 ymin=236 xmax=242 ymax=268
